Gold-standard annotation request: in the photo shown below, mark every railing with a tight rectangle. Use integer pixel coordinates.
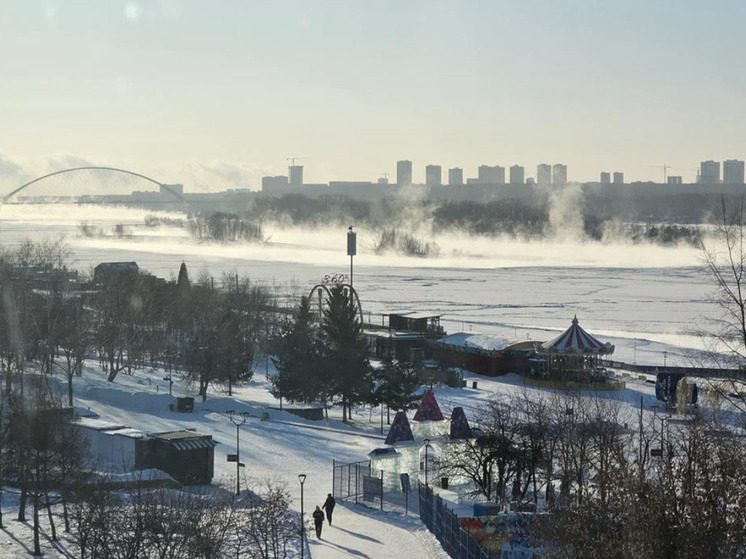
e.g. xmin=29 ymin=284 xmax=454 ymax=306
xmin=419 ymin=483 xmax=490 ymax=559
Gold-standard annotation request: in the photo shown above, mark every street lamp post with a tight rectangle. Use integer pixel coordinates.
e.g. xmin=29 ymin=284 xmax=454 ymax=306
xmin=226 ymin=410 xmax=250 ymax=496
xmin=423 ymin=438 xmax=431 ymax=486
xmin=298 ymin=474 xmax=307 ymax=559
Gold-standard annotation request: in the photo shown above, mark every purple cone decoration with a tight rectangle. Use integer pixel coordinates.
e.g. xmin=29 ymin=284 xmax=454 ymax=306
xmin=385 ymin=411 xmax=415 ymax=445
xmin=413 ymin=389 xmax=444 ymax=422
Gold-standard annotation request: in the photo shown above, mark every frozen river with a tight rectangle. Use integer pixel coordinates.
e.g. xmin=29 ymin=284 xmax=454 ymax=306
xmin=0 ymin=203 xmax=714 ymax=367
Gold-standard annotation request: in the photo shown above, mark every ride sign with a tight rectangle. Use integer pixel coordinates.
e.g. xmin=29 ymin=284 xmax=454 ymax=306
xmin=322 ymin=273 xmax=349 ymax=285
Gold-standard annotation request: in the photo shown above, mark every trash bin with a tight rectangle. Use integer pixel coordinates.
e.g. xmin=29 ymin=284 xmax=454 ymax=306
xmin=176 ymin=397 xmax=194 ymax=413
xmin=441 ymin=477 xmax=449 ymax=489
xmin=472 ymin=381 xmax=478 ymax=389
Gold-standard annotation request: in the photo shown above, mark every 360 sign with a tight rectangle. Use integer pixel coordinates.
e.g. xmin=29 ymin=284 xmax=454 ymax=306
xmin=322 ymin=273 xmax=349 ymax=285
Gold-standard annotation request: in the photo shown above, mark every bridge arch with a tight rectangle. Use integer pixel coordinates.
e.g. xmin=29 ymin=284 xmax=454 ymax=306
xmin=3 ymin=166 xmax=185 ymax=203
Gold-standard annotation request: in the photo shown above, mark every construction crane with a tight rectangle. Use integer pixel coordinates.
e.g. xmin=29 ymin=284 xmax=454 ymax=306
xmin=648 ymin=164 xmax=671 ymax=183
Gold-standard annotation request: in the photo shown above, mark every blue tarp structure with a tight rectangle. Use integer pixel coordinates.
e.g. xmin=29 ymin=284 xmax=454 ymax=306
xmin=655 ymin=372 xmax=698 ymax=405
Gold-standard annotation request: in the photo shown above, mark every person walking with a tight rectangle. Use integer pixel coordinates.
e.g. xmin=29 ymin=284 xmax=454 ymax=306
xmin=322 ymin=493 xmax=336 ymax=525
xmin=312 ymin=505 xmax=325 ymax=539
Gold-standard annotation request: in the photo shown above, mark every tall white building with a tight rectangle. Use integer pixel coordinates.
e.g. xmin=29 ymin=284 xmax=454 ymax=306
xmin=552 ymin=164 xmax=567 ymax=186
xmin=724 ymin=160 xmax=745 ymax=184
xmin=425 ymin=165 xmax=442 ymax=187
xmin=288 ymin=165 xmax=303 ymax=187
xmin=509 ymin=165 xmax=524 ymax=185
xmin=700 ymin=160 xmax=721 ymax=184
xmin=537 ymin=164 xmax=552 ymax=186
xmin=397 ymin=160 xmax=413 ymax=186
xmin=448 ymin=167 xmax=463 ymax=186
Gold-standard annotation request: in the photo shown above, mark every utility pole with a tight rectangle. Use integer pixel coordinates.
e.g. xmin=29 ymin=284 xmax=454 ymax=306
xmin=347 ymin=226 xmax=356 ymax=290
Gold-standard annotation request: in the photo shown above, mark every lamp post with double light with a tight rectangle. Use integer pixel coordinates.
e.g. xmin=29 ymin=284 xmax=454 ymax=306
xmin=226 ymin=410 xmax=249 ymax=496
xmin=298 ymin=474 xmax=307 ymax=558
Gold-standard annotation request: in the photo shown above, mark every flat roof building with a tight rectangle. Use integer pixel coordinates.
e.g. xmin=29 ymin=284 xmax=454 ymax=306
xmin=397 ymin=160 xmax=413 ymax=186
xmin=613 ymin=172 xmax=624 ymax=185
xmin=537 ymin=164 xmax=552 ymax=186
xmin=700 ymin=160 xmax=721 ymax=184
xmin=509 ymin=165 xmax=524 ymax=185
xmin=478 ymin=165 xmax=505 ymax=184
xmin=288 ymin=165 xmax=303 ymax=187
xmin=425 ymin=165 xmax=442 ymax=187
xmin=552 ymin=164 xmax=567 ymax=187
xmin=724 ymin=159 xmax=745 ymax=184
xmin=448 ymin=167 xmax=463 ymax=186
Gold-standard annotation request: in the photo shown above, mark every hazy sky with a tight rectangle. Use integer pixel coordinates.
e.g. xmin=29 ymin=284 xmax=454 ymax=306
xmin=1 ymin=1 xmax=744 ymax=190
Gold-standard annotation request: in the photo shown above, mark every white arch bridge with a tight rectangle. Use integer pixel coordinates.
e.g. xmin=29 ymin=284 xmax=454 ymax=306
xmin=3 ymin=166 xmax=185 ymax=204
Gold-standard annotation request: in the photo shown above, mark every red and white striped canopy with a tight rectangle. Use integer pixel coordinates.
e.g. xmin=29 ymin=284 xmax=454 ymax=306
xmin=540 ymin=316 xmax=614 ymax=355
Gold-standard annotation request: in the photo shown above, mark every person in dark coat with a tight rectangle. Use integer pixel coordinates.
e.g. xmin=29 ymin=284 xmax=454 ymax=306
xmin=312 ymin=506 xmax=325 ymax=538
xmin=322 ymin=493 xmax=336 ymax=525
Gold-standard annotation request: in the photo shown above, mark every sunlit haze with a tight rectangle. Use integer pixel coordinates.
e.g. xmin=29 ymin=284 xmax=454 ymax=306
xmin=1 ymin=1 xmax=745 ymax=190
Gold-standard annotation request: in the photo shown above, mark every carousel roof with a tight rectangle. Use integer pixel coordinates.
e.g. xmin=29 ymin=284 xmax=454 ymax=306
xmin=540 ymin=316 xmax=614 ymax=355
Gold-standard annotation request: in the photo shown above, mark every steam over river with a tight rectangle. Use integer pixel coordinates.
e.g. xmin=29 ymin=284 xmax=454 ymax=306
xmin=0 ymin=203 xmax=713 ymax=367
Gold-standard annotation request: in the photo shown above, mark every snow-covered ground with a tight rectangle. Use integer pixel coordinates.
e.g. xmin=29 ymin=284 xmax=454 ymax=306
xmin=0 ymin=360 xmax=669 ymax=559
xmin=0 ymin=203 xmax=725 ymax=557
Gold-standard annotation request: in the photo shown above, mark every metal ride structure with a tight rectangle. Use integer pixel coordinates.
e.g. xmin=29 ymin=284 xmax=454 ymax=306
xmin=307 ymin=282 xmax=364 ymax=328
xmin=2 ymin=166 xmax=186 ymax=203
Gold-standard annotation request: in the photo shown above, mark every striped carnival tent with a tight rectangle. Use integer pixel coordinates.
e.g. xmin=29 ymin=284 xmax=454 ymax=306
xmin=538 ymin=316 xmax=614 ymax=375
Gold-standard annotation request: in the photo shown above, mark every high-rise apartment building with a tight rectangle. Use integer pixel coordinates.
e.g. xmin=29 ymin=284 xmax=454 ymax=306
xmin=724 ymin=159 xmax=745 ymax=184
xmin=288 ymin=165 xmax=303 ymax=187
xmin=425 ymin=165 xmax=442 ymax=187
xmin=667 ymin=176 xmax=683 ymax=185
xmin=478 ymin=165 xmax=506 ymax=184
xmin=600 ymin=172 xmax=611 ymax=184
xmin=509 ymin=165 xmax=525 ymax=185
xmin=397 ymin=160 xmax=413 ymax=186
xmin=552 ymin=164 xmax=567 ymax=186
xmin=613 ymin=172 xmax=624 ymax=185
xmin=448 ymin=167 xmax=463 ymax=186
xmin=700 ymin=160 xmax=721 ymax=184
xmin=537 ymin=164 xmax=552 ymax=186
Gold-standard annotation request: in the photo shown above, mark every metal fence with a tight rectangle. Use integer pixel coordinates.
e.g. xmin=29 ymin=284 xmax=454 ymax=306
xmin=332 ymin=460 xmax=420 ymax=516
xmin=332 ymin=459 xmax=370 ymax=503
xmin=419 ymin=483 xmax=490 ymax=559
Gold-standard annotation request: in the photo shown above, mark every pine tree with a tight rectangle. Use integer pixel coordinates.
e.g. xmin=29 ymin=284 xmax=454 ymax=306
xmin=177 ymin=262 xmax=190 ymax=289
xmin=270 ymin=297 xmax=323 ymax=404
xmin=318 ymin=285 xmax=372 ymax=422
xmin=374 ymin=354 xmax=422 ymax=424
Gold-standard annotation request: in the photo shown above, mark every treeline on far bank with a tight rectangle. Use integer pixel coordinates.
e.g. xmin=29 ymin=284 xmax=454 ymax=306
xmin=136 ymin=194 xmax=700 ymax=251
xmin=245 ymin=195 xmax=701 ymax=246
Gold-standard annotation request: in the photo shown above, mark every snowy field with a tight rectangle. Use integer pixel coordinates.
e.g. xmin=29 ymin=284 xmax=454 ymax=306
xmin=0 ymin=203 xmax=723 ymax=557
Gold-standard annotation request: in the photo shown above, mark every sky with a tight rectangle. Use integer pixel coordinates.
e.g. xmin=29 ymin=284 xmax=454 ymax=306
xmin=1 ymin=0 xmax=745 ymax=191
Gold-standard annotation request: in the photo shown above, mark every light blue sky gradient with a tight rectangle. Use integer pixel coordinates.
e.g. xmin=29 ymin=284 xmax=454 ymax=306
xmin=1 ymin=1 xmax=744 ymax=187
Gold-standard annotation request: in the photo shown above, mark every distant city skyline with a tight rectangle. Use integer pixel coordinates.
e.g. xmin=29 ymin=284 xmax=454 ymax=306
xmin=1 ymin=1 xmax=745 ymax=191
